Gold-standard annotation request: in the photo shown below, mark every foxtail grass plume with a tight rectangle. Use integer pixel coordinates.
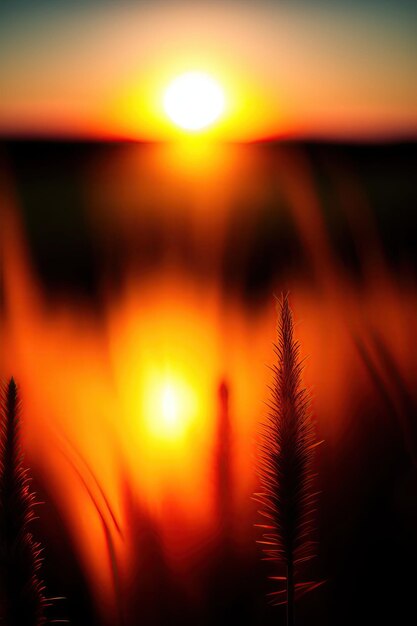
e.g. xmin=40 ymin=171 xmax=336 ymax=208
xmin=0 ymin=378 xmax=47 ymax=626
xmin=255 ymin=294 xmax=322 ymax=626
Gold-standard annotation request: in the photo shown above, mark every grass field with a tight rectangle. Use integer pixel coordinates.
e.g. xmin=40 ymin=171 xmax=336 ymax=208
xmin=1 ymin=139 xmax=417 ymax=625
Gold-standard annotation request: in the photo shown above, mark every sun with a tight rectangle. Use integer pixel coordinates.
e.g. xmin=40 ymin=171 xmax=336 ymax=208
xmin=163 ymin=71 xmax=225 ymax=132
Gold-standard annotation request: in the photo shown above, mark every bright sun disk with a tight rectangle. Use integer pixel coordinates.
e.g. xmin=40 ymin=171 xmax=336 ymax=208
xmin=163 ymin=71 xmax=225 ymax=132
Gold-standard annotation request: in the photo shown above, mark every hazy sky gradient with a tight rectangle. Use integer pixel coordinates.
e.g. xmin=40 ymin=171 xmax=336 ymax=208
xmin=1 ymin=0 xmax=416 ymax=140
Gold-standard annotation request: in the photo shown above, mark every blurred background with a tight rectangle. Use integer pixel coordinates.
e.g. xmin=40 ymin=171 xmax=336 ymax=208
xmin=1 ymin=2 xmax=417 ymax=625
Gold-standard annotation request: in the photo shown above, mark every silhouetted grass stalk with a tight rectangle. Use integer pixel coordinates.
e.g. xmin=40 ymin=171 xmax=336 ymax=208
xmin=0 ymin=378 xmax=47 ymax=626
xmin=256 ymin=294 xmax=321 ymax=626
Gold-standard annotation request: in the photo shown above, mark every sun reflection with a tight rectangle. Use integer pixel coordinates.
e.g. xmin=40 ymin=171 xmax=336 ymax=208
xmin=143 ymin=373 xmax=198 ymax=442
xmin=162 ymin=385 xmax=178 ymax=427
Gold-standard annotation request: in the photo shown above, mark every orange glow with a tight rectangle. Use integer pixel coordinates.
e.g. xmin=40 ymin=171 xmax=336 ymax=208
xmin=1 ymin=208 xmax=271 ymax=619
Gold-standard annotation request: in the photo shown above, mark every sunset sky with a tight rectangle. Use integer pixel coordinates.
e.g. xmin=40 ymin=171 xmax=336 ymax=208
xmin=1 ymin=0 xmax=416 ymax=141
